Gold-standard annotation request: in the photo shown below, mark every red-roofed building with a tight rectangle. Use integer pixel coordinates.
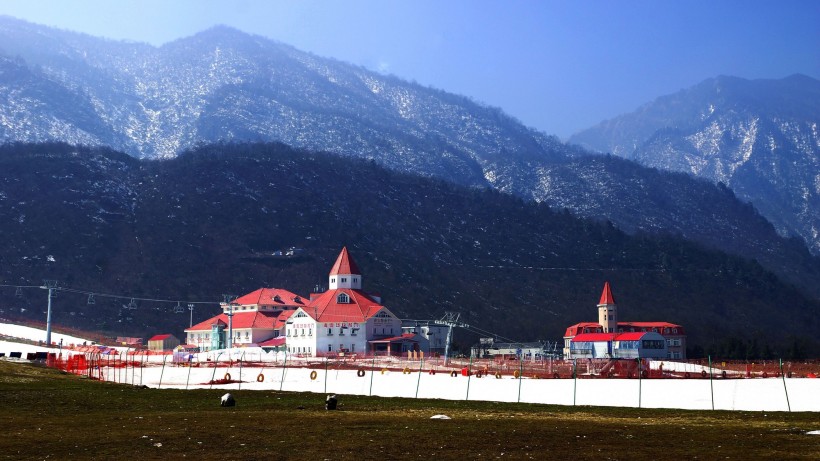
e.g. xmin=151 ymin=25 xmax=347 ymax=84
xmin=569 ymin=331 xmax=667 ymax=359
xmin=286 ymin=248 xmax=404 ymax=357
xmin=147 ymin=333 xmax=180 ymax=352
xmin=182 ymin=248 xmax=407 ymax=356
xmin=563 ymin=282 xmax=687 ymax=359
xmin=184 ymin=289 xmax=303 ymax=351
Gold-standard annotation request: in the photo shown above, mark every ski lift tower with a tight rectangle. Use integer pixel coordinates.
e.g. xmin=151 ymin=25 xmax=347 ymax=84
xmin=439 ymin=312 xmax=469 ymax=365
xmin=41 ymin=280 xmax=59 ymax=346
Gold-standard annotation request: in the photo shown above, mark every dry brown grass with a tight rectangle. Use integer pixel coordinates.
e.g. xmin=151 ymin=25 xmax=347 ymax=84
xmin=0 ymin=361 xmax=818 ymax=460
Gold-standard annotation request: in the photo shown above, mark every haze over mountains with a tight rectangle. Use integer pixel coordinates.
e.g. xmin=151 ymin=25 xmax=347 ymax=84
xmin=0 ymin=17 xmax=819 ymax=356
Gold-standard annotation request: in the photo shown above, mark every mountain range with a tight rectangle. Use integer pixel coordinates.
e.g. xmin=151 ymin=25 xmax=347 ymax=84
xmin=570 ymin=74 xmax=820 ymax=256
xmin=0 ymin=17 xmax=819 ymax=356
xmin=0 ymin=142 xmax=817 ymax=358
xmin=1 ymin=17 xmax=819 ymax=297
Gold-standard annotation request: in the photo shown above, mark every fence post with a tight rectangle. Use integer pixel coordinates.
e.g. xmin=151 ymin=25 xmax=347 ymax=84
xmin=708 ymin=355 xmax=714 ymax=410
xmin=779 ymin=359 xmax=791 ymax=412
xmin=158 ymin=355 xmax=168 ymax=389
xmin=637 ymin=357 xmax=642 ymax=409
xmin=466 ymin=356 xmax=473 ymax=401
xmin=210 ymin=352 xmax=224 ymax=389
xmin=415 ymin=355 xmax=424 ymax=399
xmin=517 ymin=357 xmax=523 ymax=403
xmin=279 ymin=350 xmax=288 ymax=392
xmin=186 ymin=356 xmax=193 ymax=390
xmin=369 ymin=355 xmax=376 ymax=397
xmin=239 ymin=352 xmax=245 ymax=391
xmin=324 ymin=357 xmax=329 ymax=394
xmin=573 ymin=359 xmax=577 ymax=406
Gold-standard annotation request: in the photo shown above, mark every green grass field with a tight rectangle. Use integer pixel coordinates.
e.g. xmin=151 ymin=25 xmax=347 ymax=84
xmin=0 ymin=361 xmax=818 ymax=460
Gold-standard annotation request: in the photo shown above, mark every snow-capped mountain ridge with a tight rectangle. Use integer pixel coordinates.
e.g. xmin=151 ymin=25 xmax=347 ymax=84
xmin=571 ymin=74 xmax=820 ymax=254
xmin=2 ymin=17 xmax=820 ymax=293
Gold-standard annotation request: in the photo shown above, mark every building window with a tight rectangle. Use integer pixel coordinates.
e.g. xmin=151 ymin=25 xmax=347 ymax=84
xmin=337 ymin=293 xmax=350 ymax=303
xmin=327 ymin=328 xmax=333 ymax=336
xmin=328 ymin=345 xmax=332 ymax=352
xmin=331 ymin=278 xmax=335 ymax=284
xmin=341 ymin=277 xmax=347 ymax=283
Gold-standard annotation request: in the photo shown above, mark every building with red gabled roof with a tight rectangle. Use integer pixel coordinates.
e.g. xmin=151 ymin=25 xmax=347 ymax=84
xmin=147 ymin=333 xmax=180 ymax=352
xmin=184 ymin=288 xmax=304 ymax=351
xmin=182 ymin=248 xmax=414 ymax=356
xmin=286 ymin=248 xmax=407 ymax=357
xmin=563 ymin=282 xmax=687 ymax=359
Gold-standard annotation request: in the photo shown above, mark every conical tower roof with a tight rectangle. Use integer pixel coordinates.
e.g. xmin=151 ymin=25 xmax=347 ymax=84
xmin=598 ymin=281 xmax=616 ymax=305
xmin=329 ymin=247 xmax=361 ymax=276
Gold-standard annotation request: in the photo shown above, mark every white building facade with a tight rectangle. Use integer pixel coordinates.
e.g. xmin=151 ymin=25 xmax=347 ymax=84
xmin=285 ymin=248 xmax=404 ymax=357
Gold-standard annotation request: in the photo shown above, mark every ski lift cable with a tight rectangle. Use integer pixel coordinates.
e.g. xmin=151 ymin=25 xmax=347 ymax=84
xmin=409 ymin=316 xmax=540 ymax=348
xmin=55 ymin=286 xmax=218 ymax=305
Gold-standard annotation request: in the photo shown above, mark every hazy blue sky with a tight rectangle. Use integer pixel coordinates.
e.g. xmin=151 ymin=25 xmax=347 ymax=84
xmin=1 ymin=0 xmax=817 ymax=138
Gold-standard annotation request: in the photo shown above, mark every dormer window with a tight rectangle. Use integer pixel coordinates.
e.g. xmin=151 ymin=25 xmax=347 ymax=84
xmin=293 ymin=296 xmax=301 ymax=303
xmin=273 ymin=295 xmax=282 ymax=303
xmin=337 ymin=293 xmax=350 ymax=304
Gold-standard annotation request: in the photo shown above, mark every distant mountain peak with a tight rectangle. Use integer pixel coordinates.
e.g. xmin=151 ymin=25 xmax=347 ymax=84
xmin=570 ymin=74 xmax=820 ymax=255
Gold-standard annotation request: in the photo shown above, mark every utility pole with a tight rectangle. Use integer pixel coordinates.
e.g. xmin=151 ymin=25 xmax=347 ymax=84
xmin=41 ymin=280 xmax=58 ymax=346
xmin=223 ymin=294 xmax=236 ymax=351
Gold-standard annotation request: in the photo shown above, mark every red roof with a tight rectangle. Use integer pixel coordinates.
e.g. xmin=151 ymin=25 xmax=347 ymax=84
xmin=258 ymin=337 xmax=286 ymax=347
xmin=148 ymin=334 xmax=173 ymax=341
xmin=329 ymin=247 xmax=361 ymax=276
xmin=564 ymin=322 xmax=602 ymax=337
xmin=369 ymin=333 xmax=418 ymax=343
xmin=598 ymin=281 xmax=616 ymax=305
xmin=186 ymin=311 xmax=280 ymax=332
xmin=232 ymin=288 xmax=305 ymax=306
xmin=304 ymin=288 xmax=385 ymax=323
xmin=619 ymin=322 xmax=685 ymax=334
xmin=273 ymin=310 xmax=296 ymax=329
xmin=614 ymin=332 xmax=649 ymax=341
xmin=565 ymin=321 xmax=684 ymax=337
xmin=572 ymin=332 xmax=655 ymax=342
xmin=571 ymin=333 xmax=617 ymax=342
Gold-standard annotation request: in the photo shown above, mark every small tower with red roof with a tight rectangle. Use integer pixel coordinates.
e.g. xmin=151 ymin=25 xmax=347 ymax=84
xmin=597 ymin=281 xmax=618 ymax=333
xmin=328 ymin=246 xmax=362 ymax=290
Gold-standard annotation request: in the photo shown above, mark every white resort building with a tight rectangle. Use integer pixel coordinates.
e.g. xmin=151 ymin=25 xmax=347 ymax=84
xmin=184 ymin=248 xmax=427 ymax=356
